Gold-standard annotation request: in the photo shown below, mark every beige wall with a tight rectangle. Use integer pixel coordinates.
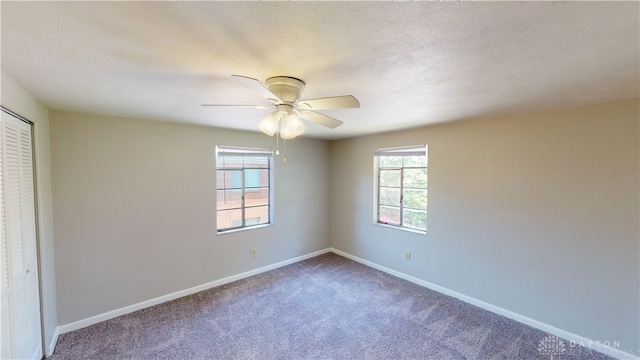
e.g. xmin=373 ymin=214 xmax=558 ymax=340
xmin=329 ymin=98 xmax=639 ymax=353
xmin=17 ymin=91 xmax=639 ymax=354
xmin=50 ymin=111 xmax=331 ymax=324
xmin=1 ymin=71 xmax=58 ymax=355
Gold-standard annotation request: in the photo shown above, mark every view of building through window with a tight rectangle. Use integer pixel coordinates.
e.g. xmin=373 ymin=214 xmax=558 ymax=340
xmin=375 ymin=145 xmax=428 ymax=232
xmin=216 ymin=147 xmax=272 ymax=232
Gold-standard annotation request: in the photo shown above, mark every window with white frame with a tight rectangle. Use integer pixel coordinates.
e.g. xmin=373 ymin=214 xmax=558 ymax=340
xmin=216 ymin=146 xmax=273 ymax=232
xmin=375 ymin=145 xmax=428 ymax=232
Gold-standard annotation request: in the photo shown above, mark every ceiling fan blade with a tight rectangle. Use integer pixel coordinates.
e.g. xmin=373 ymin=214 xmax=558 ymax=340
xmin=201 ymin=104 xmax=272 ymax=109
xmin=299 ymin=110 xmax=344 ymax=129
xmin=297 ymin=95 xmax=360 ymax=110
xmin=231 ymin=75 xmax=282 ymax=102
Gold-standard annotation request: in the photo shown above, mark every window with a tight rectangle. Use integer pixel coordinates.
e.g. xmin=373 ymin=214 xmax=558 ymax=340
xmin=375 ymin=145 xmax=428 ymax=232
xmin=216 ymin=146 xmax=273 ymax=232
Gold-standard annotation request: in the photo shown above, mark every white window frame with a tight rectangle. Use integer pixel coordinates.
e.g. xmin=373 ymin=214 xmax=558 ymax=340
xmin=216 ymin=146 xmax=274 ymax=234
xmin=374 ymin=145 xmax=428 ymax=234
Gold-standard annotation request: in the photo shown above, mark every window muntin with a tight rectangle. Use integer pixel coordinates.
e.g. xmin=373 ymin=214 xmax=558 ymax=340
xmin=375 ymin=145 xmax=428 ymax=232
xmin=216 ymin=146 xmax=273 ymax=233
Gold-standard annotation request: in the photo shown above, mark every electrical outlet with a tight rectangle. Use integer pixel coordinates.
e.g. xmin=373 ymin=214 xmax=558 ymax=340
xmin=251 ymin=248 xmax=257 ymax=258
xmin=406 ymin=252 xmax=411 ymax=261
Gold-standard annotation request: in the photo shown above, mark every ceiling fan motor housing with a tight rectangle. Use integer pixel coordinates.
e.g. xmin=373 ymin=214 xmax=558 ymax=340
xmin=265 ymin=76 xmax=306 ymax=103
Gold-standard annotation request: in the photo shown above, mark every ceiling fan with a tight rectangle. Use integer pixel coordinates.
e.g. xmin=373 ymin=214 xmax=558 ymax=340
xmin=202 ymin=75 xmax=360 ymax=140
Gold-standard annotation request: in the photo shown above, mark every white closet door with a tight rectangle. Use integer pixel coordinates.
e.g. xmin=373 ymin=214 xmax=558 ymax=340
xmin=0 ymin=110 xmax=42 ymax=360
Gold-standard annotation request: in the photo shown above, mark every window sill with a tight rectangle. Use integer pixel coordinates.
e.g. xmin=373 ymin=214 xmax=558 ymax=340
xmin=217 ymin=223 xmax=272 ymax=235
xmin=374 ymin=222 xmax=427 ymax=236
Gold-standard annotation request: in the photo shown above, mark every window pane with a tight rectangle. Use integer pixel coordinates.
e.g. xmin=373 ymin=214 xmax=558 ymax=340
xmin=217 ymin=209 xmax=242 ymax=230
xmin=245 ymin=169 xmax=268 ymax=188
xmin=403 ymin=189 xmax=427 ymax=210
xmin=379 ymin=205 xmax=400 ymax=225
xmin=404 ymin=155 xmax=427 ymax=167
xmin=217 ymin=190 xmax=242 ymax=210
xmin=245 ymin=217 xmax=261 ymax=226
xmin=231 ymin=171 xmax=243 ymax=188
xmin=379 ymin=156 xmax=402 ymax=167
xmin=403 ymin=209 xmax=426 ymax=230
xmin=379 ymin=187 xmax=400 ymax=206
xmin=380 ymin=170 xmax=401 ymax=187
xmin=216 ymin=170 xmax=225 ymax=190
xmin=404 ymin=169 xmax=427 ymax=188
xmin=217 ymin=156 xmax=242 ymax=169
xmin=218 ymin=170 xmax=242 ymax=189
xmin=245 ymin=206 xmax=269 ymax=225
xmin=245 ymin=188 xmax=269 ymax=207
xmin=244 ymin=156 xmax=269 ymax=168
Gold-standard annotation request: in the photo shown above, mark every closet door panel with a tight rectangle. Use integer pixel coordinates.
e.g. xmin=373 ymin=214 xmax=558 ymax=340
xmin=0 ymin=294 xmax=11 ymax=359
xmin=0 ymin=112 xmax=10 ymax=359
xmin=10 ymin=282 xmax=28 ymax=359
xmin=3 ymin=120 xmax=24 ymax=286
xmin=19 ymin=123 xmax=41 ymax=357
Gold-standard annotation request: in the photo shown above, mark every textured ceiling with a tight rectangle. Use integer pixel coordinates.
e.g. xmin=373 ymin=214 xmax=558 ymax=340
xmin=1 ymin=2 xmax=638 ymax=139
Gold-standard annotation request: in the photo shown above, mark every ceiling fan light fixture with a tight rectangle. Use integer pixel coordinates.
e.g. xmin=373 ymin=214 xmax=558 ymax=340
xmin=280 ymin=112 xmax=305 ymax=140
xmin=258 ymin=112 xmax=279 ymax=136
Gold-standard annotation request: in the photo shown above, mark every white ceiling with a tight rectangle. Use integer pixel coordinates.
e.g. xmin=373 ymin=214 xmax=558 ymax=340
xmin=1 ymin=2 xmax=638 ymax=139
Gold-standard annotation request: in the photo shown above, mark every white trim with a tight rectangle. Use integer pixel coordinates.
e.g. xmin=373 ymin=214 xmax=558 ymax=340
xmin=216 ymin=145 xmax=273 ymax=157
xmin=57 ymin=248 xmax=331 ymax=335
xmin=46 ymin=326 xmax=60 ymax=357
xmin=30 ymin=344 xmax=42 ymax=360
xmin=374 ymin=222 xmax=426 ymax=235
xmin=329 ymin=247 xmax=639 ymax=360
xmin=374 ymin=144 xmax=427 ymax=156
xmin=216 ymin=223 xmax=272 ymax=235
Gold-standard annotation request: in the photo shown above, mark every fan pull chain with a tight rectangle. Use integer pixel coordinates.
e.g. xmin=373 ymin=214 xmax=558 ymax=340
xmin=283 ymin=138 xmax=287 ymax=162
xmin=275 ymin=121 xmax=280 ymax=155
xmin=281 ymin=112 xmax=287 ymax=162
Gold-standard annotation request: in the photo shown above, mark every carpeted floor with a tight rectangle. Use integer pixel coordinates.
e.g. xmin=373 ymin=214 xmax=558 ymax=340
xmin=50 ymin=253 xmax=612 ymax=359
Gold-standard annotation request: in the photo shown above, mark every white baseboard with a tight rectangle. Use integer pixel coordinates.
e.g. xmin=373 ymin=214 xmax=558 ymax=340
xmin=31 ymin=344 xmax=42 ymax=360
xmin=56 ymin=248 xmax=331 ymax=336
xmin=329 ymin=247 xmax=639 ymax=360
xmin=45 ymin=326 xmax=60 ymax=357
